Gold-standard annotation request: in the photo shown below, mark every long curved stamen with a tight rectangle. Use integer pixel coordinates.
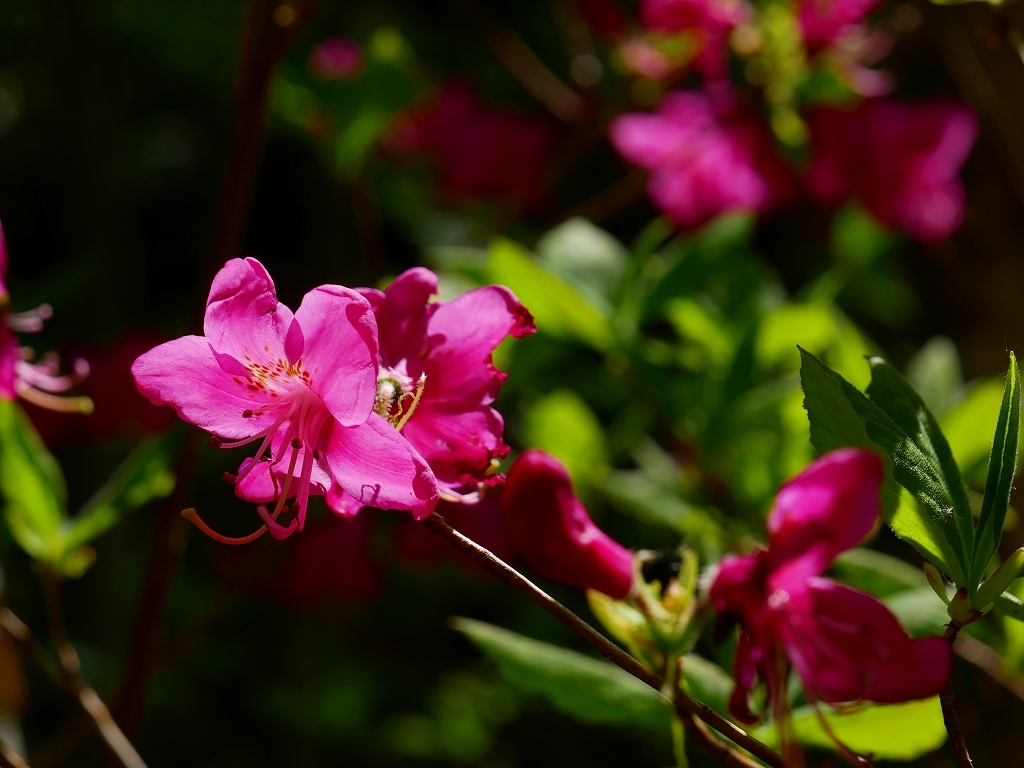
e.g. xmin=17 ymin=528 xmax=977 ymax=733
xmin=6 ymin=304 xmax=53 ymax=333
xmin=182 ymin=504 xmax=286 ymax=545
xmin=394 ymin=373 xmax=426 ymax=431
xmin=15 ymin=357 xmax=89 ymax=393
xmin=268 ymin=439 xmax=302 ymax=520
xmin=213 ymin=410 xmax=290 ymax=450
xmin=294 ymin=439 xmax=316 ymax=531
xmin=231 ymin=429 xmax=280 ymax=485
xmin=15 ymin=380 xmax=93 ymax=413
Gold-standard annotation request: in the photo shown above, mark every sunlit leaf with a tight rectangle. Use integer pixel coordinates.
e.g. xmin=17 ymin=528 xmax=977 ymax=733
xmin=973 ymin=354 xmax=1020 ymax=586
xmin=681 ymin=654 xmax=732 ymax=717
xmin=831 ymin=548 xmax=928 ymax=598
xmin=883 ymin=587 xmax=949 ymax=638
xmin=452 ymin=618 xmax=673 ymax=729
xmin=488 ymin=238 xmax=614 ymax=350
xmin=535 ymin=218 xmax=627 ymax=314
xmin=941 ymin=378 xmax=1007 ymax=486
xmin=752 ymin=698 xmax=946 ymax=761
xmin=799 ymin=349 xmax=965 ymax=583
xmin=0 ymin=399 xmax=66 ymax=558
xmin=905 ymin=337 xmax=964 ymax=417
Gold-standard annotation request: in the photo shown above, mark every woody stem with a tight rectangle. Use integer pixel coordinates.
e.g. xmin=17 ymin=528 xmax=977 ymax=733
xmin=941 ymin=624 xmax=974 ymax=768
xmin=422 ymin=512 xmax=785 ymax=768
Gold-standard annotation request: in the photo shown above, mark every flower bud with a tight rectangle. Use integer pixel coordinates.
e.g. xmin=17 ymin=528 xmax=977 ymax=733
xmin=974 ymin=547 xmax=1024 ymax=612
xmin=923 ymin=562 xmax=950 ymax=605
xmin=499 ymin=450 xmax=634 ymax=599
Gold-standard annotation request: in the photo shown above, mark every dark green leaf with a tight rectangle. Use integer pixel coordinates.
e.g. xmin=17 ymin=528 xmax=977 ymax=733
xmin=973 ymin=354 xmax=1020 ymax=586
xmin=866 ymin=357 xmax=974 ymax=577
xmin=831 ymin=548 xmax=928 ymax=598
xmin=0 ymin=399 xmax=67 ymax=559
xmin=799 ymin=349 xmax=967 ymax=584
xmin=996 ymin=591 xmax=1024 ymax=623
xmin=451 ymin=618 xmax=672 ymax=729
xmin=681 ymin=655 xmax=732 ymax=716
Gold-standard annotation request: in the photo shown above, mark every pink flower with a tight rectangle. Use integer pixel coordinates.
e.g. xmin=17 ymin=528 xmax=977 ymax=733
xmin=499 ymin=450 xmax=634 ymax=599
xmin=798 ymin=0 xmax=880 ymax=49
xmin=806 ymin=99 xmax=978 ymax=242
xmin=308 ymin=37 xmax=364 ymax=79
xmin=381 ymin=81 xmax=559 ymax=206
xmin=709 ymin=449 xmax=951 ymax=748
xmin=610 ymin=89 xmax=793 ymax=230
xmin=0 ymin=219 xmax=92 ymax=414
xmin=638 ymin=0 xmax=751 ymax=78
xmin=335 ymin=267 xmax=533 ymax=507
xmin=132 ymin=258 xmax=438 ymax=543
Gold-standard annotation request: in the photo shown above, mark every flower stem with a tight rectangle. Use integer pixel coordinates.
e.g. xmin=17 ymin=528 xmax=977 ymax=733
xmin=941 ymin=624 xmax=974 ymax=768
xmin=422 ymin=512 xmax=786 ymax=768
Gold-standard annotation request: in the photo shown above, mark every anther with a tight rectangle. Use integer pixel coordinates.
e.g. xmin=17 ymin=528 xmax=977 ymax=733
xmin=312 ymin=449 xmax=321 ymax=460
xmin=291 ymin=437 xmax=302 ymax=449
xmin=242 ymin=409 xmax=253 ymax=419
xmin=222 ymin=472 xmax=237 ymax=484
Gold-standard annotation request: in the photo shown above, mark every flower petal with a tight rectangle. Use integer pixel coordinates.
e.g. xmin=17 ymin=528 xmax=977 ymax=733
xmin=401 ymin=403 xmax=507 ymax=490
xmin=325 ymin=413 xmax=439 ymax=519
xmin=0 ymin=327 xmax=18 ymax=399
xmin=360 ymin=267 xmax=438 ymax=369
xmin=132 ymin=335 xmax=283 ymax=439
xmin=203 ymin=258 xmax=292 ymax=366
xmin=293 ymin=285 xmax=378 ymax=427
xmin=778 ymin=578 xmax=952 ymax=704
xmin=766 ymin=448 xmax=883 ymax=580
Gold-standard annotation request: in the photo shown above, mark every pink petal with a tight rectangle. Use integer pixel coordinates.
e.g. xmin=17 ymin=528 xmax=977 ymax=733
xmin=203 ymin=258 xmax=292 ymax=368
xmin=422 ymin=285 xmax=534 ymax=408
xmin=326 ymin=481 xmax=365 ymax=519
xmin=325 ymin=413 xmax=439 ymax=519
xmin=499 ymin=450 xmax=634 ymax=599
xmin=292 ymin=285 xmax=378 ymax=427
xmin=132 ymin=335 xmax=283 ymax=440
xmin=359 ymin=267 xmax=438 ymax=368
xmin=308 ymin=37 xmax=364 ymax=79
xmin=610 ymin=113 xmax=699 ymax=169
xmin=0 ymin=327 xmax=18 ymax=399
xmin=728 ymin=630 xmax=762 ymax=724
xmin=766 ymin=448 xmax=883 ymax=581
xmin=234 ymin=430 xmax=332 ymax=503
xmin=778 ymin=578 xmax=952 ymax=704
xmin=401 ymin=403 xmax=507 ymax=490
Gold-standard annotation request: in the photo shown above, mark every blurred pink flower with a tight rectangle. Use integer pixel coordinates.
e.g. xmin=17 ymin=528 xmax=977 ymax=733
xmin=499 ymin=450 xmax=634 ymax=599
xmin=382 ymin=81 xmax=559 ymax=206
xmin=710 ymin=449 xmax=951 ymax=758
xmin=330 ymin=267 xmax=534 ymax=509
xmin=798 ymin=0 xmax=880 ymax=49
xmin=0 ymin=219 xmax=91 ymax=414
xmin=638 ymin=0 xmax=751 ymax=78
xmin=132 ymin=257 xmax=438 ymax=543
xmin=806 ymin=99 xmax=978 ymax=242
xmin=610 ymin=89 xmax=794 ymax=230
xmin=308 ymin=37 xmax=364 ymax=79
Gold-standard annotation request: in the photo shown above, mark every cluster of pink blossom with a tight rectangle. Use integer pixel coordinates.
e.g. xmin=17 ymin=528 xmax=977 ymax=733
xmin=0 ymin=220 xmax=92 ymax=415
xmin=607 ymin=0 xmax=978 ymax=242
xmin=132 ymin=257 xmax=534 ymax=542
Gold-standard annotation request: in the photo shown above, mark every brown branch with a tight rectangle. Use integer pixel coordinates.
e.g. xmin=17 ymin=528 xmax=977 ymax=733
xmin=421 ymin=512 xmax=786 ymax=768
xmin=681 ymin=712 xmax=764 ymax=768
xmin=941 ymin=625 xmax=974 ymax=768
xmin=450 ymin=0 xmax=588 ymax=124
xmin=0 ymin=607 xmax=146 ymax=768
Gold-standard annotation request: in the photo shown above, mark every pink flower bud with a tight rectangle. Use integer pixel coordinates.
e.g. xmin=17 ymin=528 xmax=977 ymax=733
xmin=308 ymin=37 xmax=364 ymax=79
xmin=499 ymin=450 xmax=634 ymax=599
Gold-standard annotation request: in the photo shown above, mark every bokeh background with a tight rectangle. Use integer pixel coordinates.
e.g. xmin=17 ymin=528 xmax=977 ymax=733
xmin=2 ymin=0 xmax=1024 ymax=765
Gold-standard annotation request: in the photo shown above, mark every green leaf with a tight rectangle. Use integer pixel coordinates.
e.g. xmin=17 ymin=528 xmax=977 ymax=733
xmin=59 ymin=431 xmax=180 ymax=556
xmin=799 ymin=349 xmax=965 ymax=582
xmin=0 ymin=400 xmax=67 ymax=558
xmin=883 ymin=587 xmax=949 ymax=638
xmin=973 ymin=354 xmax=1020 ymax=587
xmin=681 ymin=655 xmax=732 ymax=717
xmin=865 ymin=357 xmax=974 ymax=577
xmin=995 ymin=591 xmax=1024 ymax=622
xmin=905 ymin=337 xmax=964 ymax=418
xmin=830 ymin=548 xmax=928 ymax=598
xmin=535 ymin=218 xmax=628 ymax=315
xmin=752 ymin=698 xmax=946 ymax=761
xmin=487 ymin=238 xmax=614 ymax=350
xmin=523 ymin=389 xmax=607 ymax=491
xmin=451 ymin=618 xmax=672 ymax=729
xmin=941 ymin=378 xmax=1007 ymax=486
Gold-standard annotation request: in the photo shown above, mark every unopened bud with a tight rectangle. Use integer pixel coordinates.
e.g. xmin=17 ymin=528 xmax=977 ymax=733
xmin=947 ymin=587 xmax=981 ymax=626
xmin=924 ymin=562 xmax=950 ymax=605
xmin=975 ymin=547 xmax=1024 ymax=612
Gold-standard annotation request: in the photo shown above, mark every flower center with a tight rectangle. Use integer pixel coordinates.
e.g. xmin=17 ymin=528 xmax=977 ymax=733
xmin=373 ymin=362 xmax=425 ymax=430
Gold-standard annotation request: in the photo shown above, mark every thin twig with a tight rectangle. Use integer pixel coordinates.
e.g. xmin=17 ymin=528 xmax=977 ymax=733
xmin=421 ymin=512 xmax=786 ymax=768
xmin=0 ymin=603 xmax=147 ymax=768
xmin=0 ymin=737 xmax=29 ymax=768
xmin=450 ymin=0 xmax=588 ymax=124
xmin=941 ymin=625 xmax=974 ymax=768
xmin=681 ymin=713 xmax=763 ymax=768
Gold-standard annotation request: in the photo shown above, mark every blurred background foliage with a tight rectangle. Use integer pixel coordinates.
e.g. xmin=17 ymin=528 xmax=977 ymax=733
xmin=3 ymin=0 xmax=1024 ymax=766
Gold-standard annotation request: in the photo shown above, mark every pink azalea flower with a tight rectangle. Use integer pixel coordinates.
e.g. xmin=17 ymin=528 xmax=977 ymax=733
xmin=499 ymin=450 xmax=634 ymax=599
xmin=381 ymin=81 xmax=559 ymax=206
xmin=806 ymin=99 xmax=978 ymax=242
xmin=638 ymin=0 xmax=752 ymax=79
xmin=328 ymin=267 xmax=533 ymax=509
xmin=798 ymin=0 xmax=880 ymax=50
xmin=709 ymin=449 xmax=951 ymax=757
xmin=308 ymin=37 xmax=364 ymax=79
xmin=0 ymin=219 xmax=92 ymax=414
xmin=132 ymin=257 xmax=438 ymax=543
xmin=610 ymin=89 xmax=793 ymax=230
